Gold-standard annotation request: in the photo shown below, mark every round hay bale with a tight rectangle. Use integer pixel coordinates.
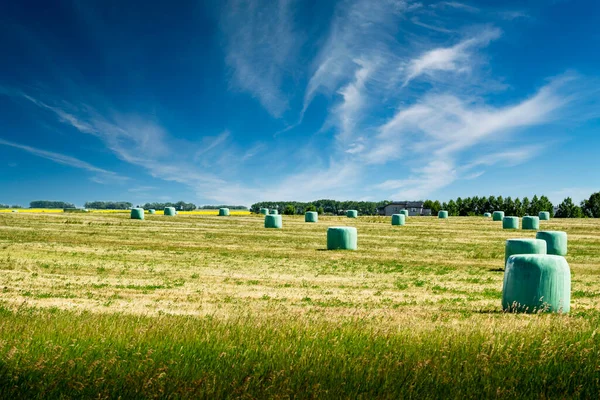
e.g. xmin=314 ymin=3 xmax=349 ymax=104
xmin=260 ymin=208 xmax=269 ymax=215
xmin=400 ymin=209 xmax=409 ymax=217
xmin=346 ymin=210 xmax=358 ymax=218
xmin=505 ymin=238 xmax=547 ymax=263
xmin=148 ymin=209 xmax=156 ymax=214
xmin=493 ymin=211 xmax=505 ymax=221
xmin=536 ymin=231 xmax=568 ymax=256
xmin=483 ymin=212 xmax=491 ymax=217
xmin=264 ymin=214 xmax=282 ymax=229
xmin=502 ymin=216 xmax=519 ymax=229
xmin=502 ymin=254 xmax=571 ymax=313
xmin=305 ymin=211 xmax=318 ymax=223
xmin=438 ymin=210 xmax=448 ymax=219
xmin=391 ymin=214 xmax=406 ymax=226
xmin=522 ymin=216 xmax=540 ymax=230
xmin=327 ymin=227 xmax=357 ymax=250
xmin=539 ymin=211 xmax=550 ymax=221
xmin=131 ymin=208 xmax=145 ymax=220
xmin=219 ymin=208 xmax=230 ymax=216
xmin=11 ymin=210 xmax=17 ymax=213
xmin=269 ymin=209 xmax=278 ymax=215
xmin=164 ymin=207 xmax=176 ymax=216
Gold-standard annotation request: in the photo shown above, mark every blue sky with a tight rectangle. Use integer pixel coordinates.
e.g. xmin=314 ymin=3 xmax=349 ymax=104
xmin=0 ymin=0 xmax=599 ymax=207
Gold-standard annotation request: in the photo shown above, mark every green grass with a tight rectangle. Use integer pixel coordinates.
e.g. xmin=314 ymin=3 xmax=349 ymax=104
xmin=0 ymin=212 xmax=600 ymax=398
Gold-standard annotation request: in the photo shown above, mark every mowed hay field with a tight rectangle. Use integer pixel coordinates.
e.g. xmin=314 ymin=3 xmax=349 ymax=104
xmin=1 ymin=212 xmax=600 ymax=398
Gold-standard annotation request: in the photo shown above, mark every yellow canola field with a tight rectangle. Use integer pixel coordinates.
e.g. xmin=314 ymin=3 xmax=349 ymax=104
xmin=0 ymin=209 xmax=63 ymax=213
xmin=0 ymin=209 xmax=250 ymax=215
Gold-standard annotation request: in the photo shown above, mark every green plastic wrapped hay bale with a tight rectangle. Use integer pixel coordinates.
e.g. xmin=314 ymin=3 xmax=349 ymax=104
xmin=219 ymin=208 xmax=230 ymax=216
xmin=346 ymin=210 xmax=358 ymax=218
xmin=539 ymin=211 xmax=550 ymax=221
xmin=327 ymin=227 xmax=357 ymax=250
xmin=505 ymin=238 xmax=547 ymax=263
xmin=164 ymin=207 xmax=176 ymax=216
xmin=438 ymin=210 xmax=448 ymax=219
xmin=131 ymin=208 xmax=144 ymax=220
xmin=305 ymin=211 xmax=318 ymax=223
xmin=269 ymin=209 xmax=278 ymax=215
xmin=260 ymin=208 xmax=269 ymax=215
xmin=400 ymin=209 xmax=409 ymax=217
xmin=502 ymin=254 xmax=571 ymax=313
xmin=391 ymin=214 xmax=406 ymax=226
xmin=264 ymin=215 xmax=282 ymax=229
xmin=522 ymin=216 xmax=540 ymax=230
xmin=148 ymin=209 xmax=156 ymax=215
xmin=536 ymin=231 xmax=568 ymax=256
xmin=502 ymin=216 xmax=519 ymax=229
xmin=484 ymin=212 xmax=491 ymax=217
xmin=493 ymin=211 xmax=505 ymax=221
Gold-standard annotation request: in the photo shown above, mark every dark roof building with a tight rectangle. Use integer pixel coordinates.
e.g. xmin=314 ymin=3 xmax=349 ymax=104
xmin=379 ymin=201 xmax=432 ymax=216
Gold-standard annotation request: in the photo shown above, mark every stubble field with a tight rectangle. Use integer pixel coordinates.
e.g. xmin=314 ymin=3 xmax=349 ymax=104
xmin=1 ymin=212 xmax=600 ymax=398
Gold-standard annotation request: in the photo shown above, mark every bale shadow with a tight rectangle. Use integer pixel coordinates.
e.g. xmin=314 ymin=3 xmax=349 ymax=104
xmin=488 ymin=267 xmax=504 ymax=272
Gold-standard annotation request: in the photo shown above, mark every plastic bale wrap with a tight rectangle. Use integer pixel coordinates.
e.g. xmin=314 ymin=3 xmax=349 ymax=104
xmin=502 ymin=216 xmax=519 ymax=229
xmin=400 ymin=209 xmax=409 ymax=217
xmin=438 ymin=210 xmax=448 ymax=219
xmin=219 ymin=208 xmax=230 ymax=216
xmin=346 ymin=210 xmax=358 ymax=218
xmin=391 ymin=214 xmax=406 ymax=226
xmin=493 ymin=211 xmax=505 ymax=221
xmin=305 ymin=211 xmax=318 ymax=223
xmin=327 ymin=227 xmax=357 ymax=250
xmin=148 ymin=209 xmax=156 ymax=215
xmin=269 ymin=209 xmax=278 ymax=215
xmin=502 ymin=254 xmax=571 ymax=313
xmin=522 ymin=216 xmax=540 ymax=230
xmin=164 ymin=207 xmax=176 ymax=216
xmin=505 ymin=238 xmax=547 ymax=263
xmin=536 ymin=231 xmax=568 ymax=256
xmin=539 ymin=211 xmax=550 ymax=221
xmin=131 ymin=208 xmax=145 ymax=220
xmin=484 ymin=212 xmax=491 ymax=217
xmin=260 ymin=208 xmax=269 ymax=215
xmin=264 ymin=215 xmax=282 ymax=229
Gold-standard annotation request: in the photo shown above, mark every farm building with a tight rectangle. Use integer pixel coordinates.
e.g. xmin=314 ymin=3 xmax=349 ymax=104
xmin=379 ymin=201 xmax=432 ymax=216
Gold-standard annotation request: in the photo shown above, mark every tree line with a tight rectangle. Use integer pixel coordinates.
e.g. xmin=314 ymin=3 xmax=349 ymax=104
xmin=3 ymin=192 xmax=599 ymax=217
xmin=30 ymin=200 xmax=76 ymax=209
xmin=422 ymin=195 xmax=555 ymax=217
xmin=250 ymin=200 xmax=392 ymax=216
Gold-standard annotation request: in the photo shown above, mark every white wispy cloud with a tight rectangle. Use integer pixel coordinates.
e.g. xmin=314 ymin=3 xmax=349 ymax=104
xmin=0 ymin=138 xmax=125 ymax=184
xmin=401 ymin=27 xmax=501 ymax=87
xmin=221 ymin=0 xmax=301 ymax=118
xmin=433 ymin=2 xmax=479 ymax=13
xmin=359 ymin=73 xmax=581 ymax=199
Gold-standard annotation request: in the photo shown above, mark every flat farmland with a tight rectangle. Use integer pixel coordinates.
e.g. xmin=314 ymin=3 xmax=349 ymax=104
xmin=1 ymin=212 xmax=600 ymax=398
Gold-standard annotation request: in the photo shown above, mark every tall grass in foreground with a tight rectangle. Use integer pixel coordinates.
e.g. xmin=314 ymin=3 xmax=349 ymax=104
xmin=1 ymin=305 xmax=599 ymax=399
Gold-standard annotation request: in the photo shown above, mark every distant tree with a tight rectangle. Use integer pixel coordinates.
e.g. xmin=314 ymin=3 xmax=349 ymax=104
xmin=581 ymin=192 xmax=600 ymax=218
xmin=530 ymin=195 xmax=540 ymax=215
xmin=85 ymin=201 xmax=132 ymax=210
xmin=11 ymin=205 xmax=23 ymax=208
xmin=513 ymin=198 xmax=523 ymax=217
xmin=283 ymin=204 xmax=295 ymax=215
xmin=522 ymin=197 xmax=530 ymax=215
xmin=0 ymin=204 xmax=9 ymax=208
xmin=555 ymin=197 xmax=583 ymax=218
xmin=305 ymin=204 xmax=317 ymax=212
xmin=30 ymin=200 xmax=75 ymax=209
xmin=317 ymin=206 xmax=324 ymax=215
xmin=538 ymin=195 xmax=554 ymax=217
xmin=447 ymin=200 xmax=458 ymax=216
